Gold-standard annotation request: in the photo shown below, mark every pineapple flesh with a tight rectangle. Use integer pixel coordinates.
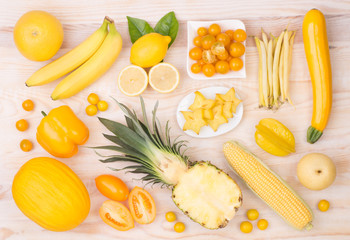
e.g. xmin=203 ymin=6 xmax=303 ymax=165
xmin=95 ymin=98 xmax=243 ymax=229
xmin=172 ymin=162 xmax=242 ymax=229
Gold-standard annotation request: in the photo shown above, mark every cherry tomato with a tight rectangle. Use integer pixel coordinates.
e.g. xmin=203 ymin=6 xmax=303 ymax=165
xmin=86 ymin=105 xmax=98 ymax=116
xmin=22 ymin=99 xmax=34 ymax=111
xmin=318 ymin=199 xmax=330 ymax=212
xmin=97 ymin=100 xmax=108 ymax=111
xmin=216 ymin=33 xmax=231 ymax=47
xmin=240 ymin=221 xmax=253 ymax=233
xmin=201 ymin=35 xmax=216 ymax=50
xmin=197 ymin=27 xmax=208 ymax=37
xmin=128 ymin=187 xmax=156 ymax=224
xmin=229 ymin=42 xmax=245 ymax=58
xmin=217 ymin=50 xmax=229 ymax=60
xmin=87 ymin=93 xmax=100 ymax=105
xmin=198 ymin=59 xmax=206 ymax=66
xmin=257 ymin=219 xmax=268 ymax=230
xmin=165 ymin=211 xmax=176 ymax=222
xmin=16 ymin=119 xmax=29 ymax=131
xmin=208 ymin=23 xmax=221 ymax=36
xmin=215 ymin=61 xmax=230 ymax=74
xmin=233 ymin=29 xmax=247 ymax=42
xmin=20 ymin=139 xmax=33 ymax=152
xmin=202 ymin=64 xmax=215 ymax=77
xmin=211 ymin=41 xmax=226 ymax=55
xmin=202 ymin=50 xmax=216 ymax=64
xmin=225 ymin=29 xmax=235 ymax=40
xmin=95 ymin=175 xmax=129 ymax=201
xmin=191 ymin=63 xmax=202 ymax=74
xmin=229 ymin=58 xmax=244 ymax=71
xmin=100 ymin=200 xmax=134 ymax=231
xmin=189 ymin=47 xmax=202 ymax=60
xmin=174 ymin=222 xmax=185 ymax=233
xmin=193 ymin=36 xmax=202 ymax=47
xmin=247 ymin=209 xmax=259 ymax=221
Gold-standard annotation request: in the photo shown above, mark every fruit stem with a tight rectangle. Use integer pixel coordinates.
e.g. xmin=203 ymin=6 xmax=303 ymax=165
xmin=104 ymin=16 xmax=114 ymax=24
xmin=41 ymin=111 xmax=47 ymax=117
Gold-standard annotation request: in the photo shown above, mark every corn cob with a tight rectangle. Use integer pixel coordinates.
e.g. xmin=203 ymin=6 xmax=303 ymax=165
xmin=223 ymin=141 xmax=313 ymax=230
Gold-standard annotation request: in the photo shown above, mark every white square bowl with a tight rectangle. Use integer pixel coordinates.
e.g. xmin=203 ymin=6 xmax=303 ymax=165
xmin=187 ymin=20 xmax=246 ymax=80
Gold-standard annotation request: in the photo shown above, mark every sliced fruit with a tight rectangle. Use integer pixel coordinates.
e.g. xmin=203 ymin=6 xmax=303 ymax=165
xmin=181 ymin=110 xmax=207 ymax=135
xmin=217 ymin=88 xmax=237 ymax=102
xmin=203 ymin=109 xmax=214 ymax=120
xmin=222 ymin=102 xmax=233 ymax=119
xmin=99 ymin=200 xmax=134 ymax=231
xmin=208 ymin=105 xmax=228 ymax=132
xmin=118 ymin=65 xmax=148 ymax=97
xmin=148 ymin=63 xmax=180 ymax=93
xmin=189 ymin=91 xmax=216 ymax=111
xmin=95 ymin=175 xmax=129 ymax=201
xmin=128 ymin=187 xmax=156 ymax=224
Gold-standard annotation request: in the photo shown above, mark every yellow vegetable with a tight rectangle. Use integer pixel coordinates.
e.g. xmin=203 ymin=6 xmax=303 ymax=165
xmin=303 ymin=9 xmax=332 ymax=144
xmin=223 ymin=141 xmax=313 ymax=230
xmin=130 ymin=33 xmax=171 ymax=68
xmin=12 ymin=157 xmax=90 ymax=231
xmin=255 ymin=118 xmax=295 ymax=156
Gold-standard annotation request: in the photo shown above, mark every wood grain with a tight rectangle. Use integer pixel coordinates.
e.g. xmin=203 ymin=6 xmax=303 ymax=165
xmin=1 ymin=0 xmax=350 ymax=239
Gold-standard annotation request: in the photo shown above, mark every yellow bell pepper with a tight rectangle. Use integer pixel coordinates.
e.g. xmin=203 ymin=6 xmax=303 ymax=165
xmin=37 ymin=105 xmax=89 ymax=158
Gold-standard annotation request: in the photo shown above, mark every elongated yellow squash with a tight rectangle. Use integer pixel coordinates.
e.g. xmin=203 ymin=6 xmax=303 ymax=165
xmin=303 ymin=9 xmax=332 ymax=143
xmin=12 ymin=157 xmax=90 ymax=231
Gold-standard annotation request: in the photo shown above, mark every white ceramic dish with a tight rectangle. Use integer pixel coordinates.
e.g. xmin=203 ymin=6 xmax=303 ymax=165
xmin=177 ymin=86 xmax=243 ymax=138
xmin=187 ymin=20 xmax=246 ymax=80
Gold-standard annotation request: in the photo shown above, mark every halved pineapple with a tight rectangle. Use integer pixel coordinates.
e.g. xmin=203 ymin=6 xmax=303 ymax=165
xmin=181 ymin=109 xmax=207 ymax=134
xmin=208 ymin=105 xmax=228 ymax=131
xmin=172 ymin=162 xmax=242 ymax=229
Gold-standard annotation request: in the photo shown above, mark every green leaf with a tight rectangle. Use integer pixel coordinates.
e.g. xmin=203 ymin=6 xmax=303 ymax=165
xmin=126 ymin=16 xmax=154 ymax=43
xmin=154 ymin=11 xmax=179 ymax=47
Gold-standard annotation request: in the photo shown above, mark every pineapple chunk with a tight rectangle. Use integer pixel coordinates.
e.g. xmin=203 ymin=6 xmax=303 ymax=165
xmin=181 ymin=110 xmax=207 ymax=134
xmin=189 ymin=91 xmax=216 ymax=111
xmin=208 ymin=105 xmax=228 ymax=132
xmin=223 ymin=102 xmax=233 ymax=119
xmin=203 ymin=109 xmax=214 ymax=120
xmin=172 ymin=162 xmax=242 ymax=229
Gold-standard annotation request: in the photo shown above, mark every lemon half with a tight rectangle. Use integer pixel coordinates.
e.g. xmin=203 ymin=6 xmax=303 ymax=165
xmin=118 ymin=65 xmax=148 ymax=97
xmin=149 ymin=63 xmax=180 ymax=93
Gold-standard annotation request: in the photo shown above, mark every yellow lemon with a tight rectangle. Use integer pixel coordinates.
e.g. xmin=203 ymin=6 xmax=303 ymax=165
xmin=14 ymin=10 xmax=64 ymax=61
xmin=118 ymin=65 xmax=148 ymax=97
xmin=130 ymin=33 xmax=171 ymax=68
xmin=149 ymin=63 xmax=180 ymax=93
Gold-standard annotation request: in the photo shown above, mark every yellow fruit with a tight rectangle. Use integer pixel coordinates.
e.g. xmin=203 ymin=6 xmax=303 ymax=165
xmin=118 ymin=65 xmax=148 ymax=97
xmin=207 ymin=105 xmax=228 ymax=132
xmin=25 ymin=18 xmax=108 ymax=86
xmin=247 ymin=209 xmax=259 ymax=221
xmin=86 ymin=105 xmax=98 ymax=116
xmin=240 ymin=221 xmax=253 ymax=233
xmin=181 ymin=110 xmax=207 ymax=135
xmin=130 ymin=33 xmax=171 ymax=68
xmin=165 ymin=212 xmax=176 ymax=222
xmin=318 ymin=200 xmax=330 ymax=212
xmin=87 ymin=93 xmax=100 ymax=105
xmin=255 ymin=118 xmax=295 ymax=156
xmin=97 ymin=101 xmax=109 ymax=111
xmin=51 ymin=19 xmax=122 ymax=100
xmin=14 ymin=10 xmax=63 ymax=61
xmin=12 ymin=157 xmax=90 ymax=231
xmin=148 ymin=63 xmax=180 ymax=93
xmin=174 ymin=222 xmax=185 ymax=233
xmin=257 ymin=219 xmax=269 ymax=230
xmin=189 ymin=91 xmax=216 ymax=111
xmin=222 ymin=102 xmax=233 ymax=119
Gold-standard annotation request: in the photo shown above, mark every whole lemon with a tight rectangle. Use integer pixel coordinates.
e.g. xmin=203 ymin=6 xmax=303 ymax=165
xmin=130 ymin=33 xmax=171 ymax=68
xmin=14 ymin=10 xmax=64 ymax=61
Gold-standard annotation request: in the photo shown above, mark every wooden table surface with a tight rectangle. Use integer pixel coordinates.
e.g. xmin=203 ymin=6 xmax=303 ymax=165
xmin=1 ymin=0 xmax=350 ymax=239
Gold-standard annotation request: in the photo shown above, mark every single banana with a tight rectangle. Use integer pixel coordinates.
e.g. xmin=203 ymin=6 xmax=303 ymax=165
xmin=25 ymin=18 xmax=109 ymax=87
xmin=51 ymin=18 xmax=122 ymax=100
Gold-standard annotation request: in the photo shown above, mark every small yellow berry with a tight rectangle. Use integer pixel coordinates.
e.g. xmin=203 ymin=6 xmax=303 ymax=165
xmin=97 ymin=100 xmax=109 ymax=111
xmin=87 ymin=93 xmax=100 ymax=105
xmin=257 ymin=219 xmax=268 ymax=230
xmin=86 ymin=105 xmax=98 ymax=116
xmin=174 ymin=222 xmax=185 ymax=233
xmin=318 ymin=199 xmax=330 ymax=212
xmin=165 ymin=211 xmax=176 ymax=222
xmin=240 ymin=221 xmax=253 ymax=233
xmin=247 ymin=209 xmax=259 ymax=221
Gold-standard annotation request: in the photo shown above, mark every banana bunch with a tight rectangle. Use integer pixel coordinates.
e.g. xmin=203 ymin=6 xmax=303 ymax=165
xmin=255 ymin=28 xmax=296 ymax=109
xmin=26 ymin=16 xmax=122 ymax=100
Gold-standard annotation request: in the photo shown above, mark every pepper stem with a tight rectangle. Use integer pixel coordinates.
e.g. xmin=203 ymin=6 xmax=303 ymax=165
xmin=41 ymin=111 xmax=47 ymax=117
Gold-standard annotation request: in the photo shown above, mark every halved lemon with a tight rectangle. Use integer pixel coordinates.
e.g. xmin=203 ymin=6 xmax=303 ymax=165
xmin=149 ymin=63 xmax=180 ymax=93
xmin=118 ymin=65 xmax=148 ymax=97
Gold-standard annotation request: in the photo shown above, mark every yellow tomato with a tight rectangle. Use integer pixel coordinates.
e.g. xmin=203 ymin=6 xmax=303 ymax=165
xmin=229 ymin=58 xmax=244 ymax=71
xmin=165 ymin=211 xmax=176 ymax=222
xmin=174 ymin=222 xmax=185 ymax=233
xmin=22 ymin=99 xmax=34 ymax=111
xmin=208 ymin=23 xmax=221 ymax=36
xmin=87 ymin=93 xmax=99 ymax=105
xmin=202 ymin=64 xmax=215 ymax=77
xmin=97 ymin=101 xmax=108 ymax=111
xmin=14 ymin=10 xmax=63 ymax=61
xmin=201 ymin=35 xmax=216 ymax=50
xmin=216 ymin=33 xmax=231 ymax=47
xmin=16 ymin=119 xmax=29 ymax=131
xmin=189 ymin=47 xmax=203 ymax=60
xmin=247 ymin=209 xmax=259 ymax=221
xmin=197 ymin=27 xmax=208 ymax=37
xmin=193 ymin=36 xmax=202 ymax=47
xmin=229 ymin=42 xmax=245 ymax=58
xmin=240 ymin=221 xmax=253 ymax=233
xmin=95 ymin=175 xmax=129 ymax=201
xmin=191 ymin=63 xmax=202 ymax=74
xmin=20 ymin=139 xmax=33 ymax=152
xmin=257 ymin=219 xmax=268 ymax=230
xmin=86 ymin=105 xmax=98 ymax=116
xmin=318 ymin=199 xmax=330 ymax=212
xmin=233 ymin=29 xmax=247 ymax=42
xmin=215 ymin=61 xmax=229 ymax=74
